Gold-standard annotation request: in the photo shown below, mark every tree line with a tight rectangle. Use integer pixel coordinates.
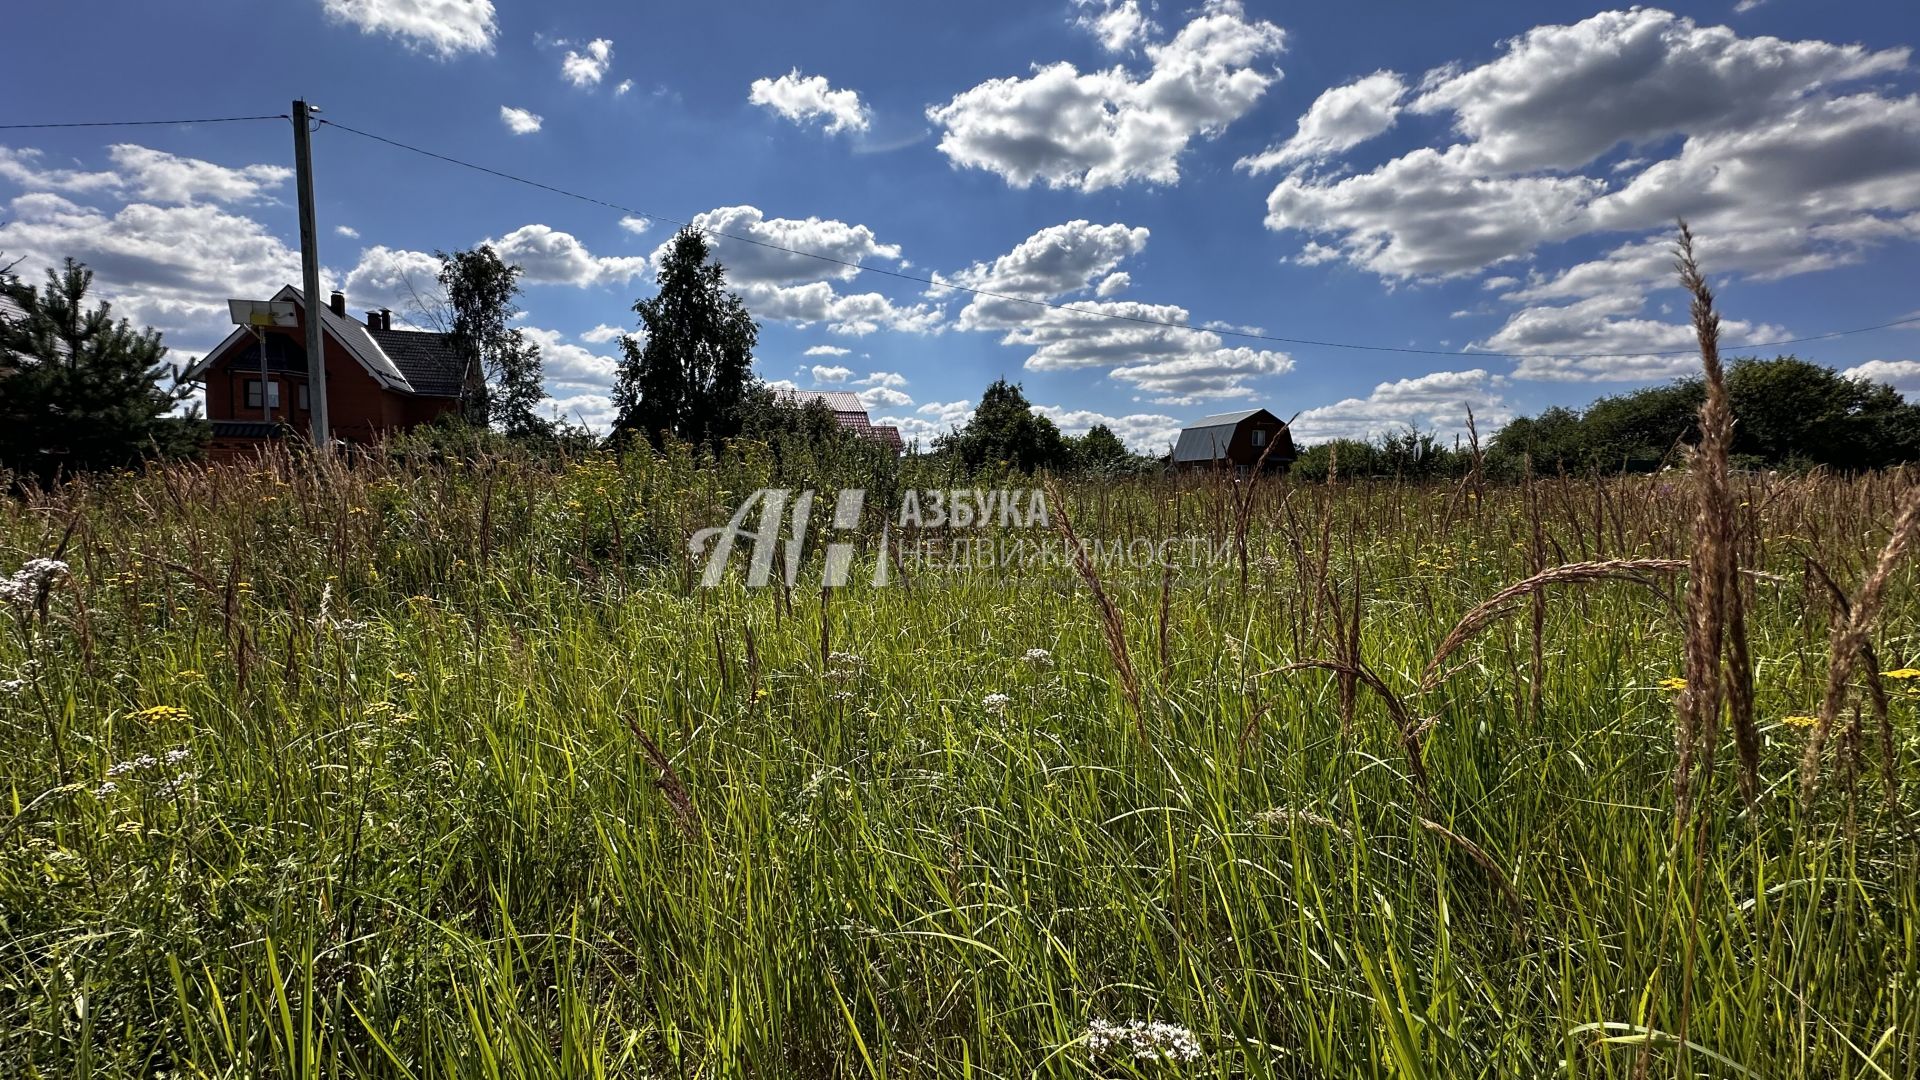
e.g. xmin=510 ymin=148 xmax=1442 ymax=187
xmin=4 ymin=230 xmax=1919 ymax=485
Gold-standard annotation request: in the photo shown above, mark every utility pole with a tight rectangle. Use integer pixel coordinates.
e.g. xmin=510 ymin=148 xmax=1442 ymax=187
xmin=292 ymin=99 xmax=330 ymax=449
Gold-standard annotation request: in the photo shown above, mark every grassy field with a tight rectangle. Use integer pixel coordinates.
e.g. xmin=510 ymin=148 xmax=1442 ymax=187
xmin=2 ymin=446 xmax=1918 ymax=1078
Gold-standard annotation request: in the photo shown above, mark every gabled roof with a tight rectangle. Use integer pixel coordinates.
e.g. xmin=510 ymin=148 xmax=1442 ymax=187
xmin=181 ymin=287 xmax=448 ymax=395
xmin=369 ymin=327 xmax=468 ymax=398
xmin=775 ymin=388 xmax=867 ymax=414
xmin=1172 ymin=407 xmax=1286 ymax=463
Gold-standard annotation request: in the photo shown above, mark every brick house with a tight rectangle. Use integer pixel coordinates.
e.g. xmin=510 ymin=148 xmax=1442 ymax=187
xmin=182 ymin=286 xmax=472 ymax=457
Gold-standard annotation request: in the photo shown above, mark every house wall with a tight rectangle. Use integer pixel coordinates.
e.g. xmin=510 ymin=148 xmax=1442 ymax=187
xmin=1222 ymin=417 xmax=1295 ymax=469
xmin=201 ymin=314 xmax=458 ymax=442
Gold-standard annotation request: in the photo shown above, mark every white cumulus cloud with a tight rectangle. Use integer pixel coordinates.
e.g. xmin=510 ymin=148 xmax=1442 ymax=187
xmin=500 ymin=106 xmax=543 ymax=134
xmin=1291 ymin=369 xmax=1511 ymax=444
xmin=927 ymin=0 xmax=1286 ymax=191
xmin=1239 ymin=71 xmax=1406 ymax=173
xmin=748 ymin=70 xmax=871 ymax=134
xmin=319 ymin=0 xmax=496 ymax=58
xmin=490 ymin=224 xmax=647 ymax=287
xmin=562 ymin=38 xmax=614 ymax=88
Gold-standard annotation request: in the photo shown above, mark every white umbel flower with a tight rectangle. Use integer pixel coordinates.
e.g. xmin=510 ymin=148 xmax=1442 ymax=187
xmin=1 ymin=558 xmax=69 ymax=605
xmin=981 ymin=692 xmax=1012 ymax=715
xmin=1086 ymin=1019 xmax=1203 ymax=1064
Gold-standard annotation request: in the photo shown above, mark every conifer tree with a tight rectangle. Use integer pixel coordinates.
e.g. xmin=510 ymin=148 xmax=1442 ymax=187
xmin=0 ymin=258 xmax=202 ymax=483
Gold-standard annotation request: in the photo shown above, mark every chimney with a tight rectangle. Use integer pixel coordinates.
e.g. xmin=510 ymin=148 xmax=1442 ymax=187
xmin=379 ymin=308 xmax=393 ymax=331
xmin=329 ymin=290 xmax=346 ymax=317
xmin=366 ymin=310 xmax=381 ymax=329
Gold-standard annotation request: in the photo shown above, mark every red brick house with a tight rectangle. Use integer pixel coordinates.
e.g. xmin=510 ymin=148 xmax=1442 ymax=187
xmin=182 ymin=286 xmax=472 ymax=457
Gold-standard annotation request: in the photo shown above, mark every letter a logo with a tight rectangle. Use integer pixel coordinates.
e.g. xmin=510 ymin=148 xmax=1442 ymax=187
xmin=690 ymin=489 xmax=793 ymax=587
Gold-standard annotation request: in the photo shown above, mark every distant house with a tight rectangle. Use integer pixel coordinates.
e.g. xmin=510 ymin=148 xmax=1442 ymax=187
xmin=1171 ymin=408 xmax=1295 ymax=473
xmin=774 ymin=388 xmax=904 ymax=452
xmin=181 ymin=286 xmax=472 ymax=458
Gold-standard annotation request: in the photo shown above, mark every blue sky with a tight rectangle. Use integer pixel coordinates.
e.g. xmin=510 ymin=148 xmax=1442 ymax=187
xmin=3 ymin=0 xmax=1917 ymax=450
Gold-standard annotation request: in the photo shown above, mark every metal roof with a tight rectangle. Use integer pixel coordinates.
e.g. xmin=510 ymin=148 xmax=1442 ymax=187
xmin=774 ymin=388 xmax=867 ymax=414
xmin=1171 ymin=408 xmax=1284 ymax=463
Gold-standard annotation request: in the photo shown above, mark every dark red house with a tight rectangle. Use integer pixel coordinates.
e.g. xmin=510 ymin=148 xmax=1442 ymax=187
xmin=1171 ymin=408 xmax=1295 ymax=473
xmin=182 ymin=286 xmax=472 ymax=458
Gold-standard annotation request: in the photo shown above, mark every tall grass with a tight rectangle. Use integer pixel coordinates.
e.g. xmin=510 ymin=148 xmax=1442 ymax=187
xmin=2 ymin=442 xmax=1918 ymax=1078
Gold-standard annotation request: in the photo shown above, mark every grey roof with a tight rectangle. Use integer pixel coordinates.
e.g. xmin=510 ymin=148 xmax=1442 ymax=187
xmin=1188 ymin=409 xmax=1265 ymax=429
xmin=775 ymin=388 xmax=867 ymax=414
xmin=369 ymin=328 xmax=468 ymax=398
xmin=1171 ymin=408 xmax=1284 ymax=463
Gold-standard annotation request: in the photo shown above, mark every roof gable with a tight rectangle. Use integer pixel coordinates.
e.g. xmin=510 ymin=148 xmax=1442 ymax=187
xmin=181 ymin=286 xmax=418 ymax=393
xmin=1172 ymin=408 xmax=1288 ymax=462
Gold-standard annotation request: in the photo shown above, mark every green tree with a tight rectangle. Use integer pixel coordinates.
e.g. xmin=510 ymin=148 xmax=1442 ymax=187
xmin=0 ymin=259 xmax=204 ymax=484
xmin=1727 ymin=356 xmax=1920 ymax=469
xmin=1488 ymin=405 xmax=1588 ymax=474
xmin=1488 ymin=355 xmax=1920 ymax=475
xmin=940 ymin=379 xmax=1069 ymax=473
xmin=1070 ymin=423 xmax=1133 ymax=472
xmin=437 ymin=245 xmax=548 ymax=437
xmin=614 ymin=228 xmax=759 ymax=449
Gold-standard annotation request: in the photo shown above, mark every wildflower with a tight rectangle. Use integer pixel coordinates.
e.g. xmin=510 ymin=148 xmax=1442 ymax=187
xmin=0 ymin=678 xmax=24 ymax=695
xmin=1658 ymin=677 xmax=1688 ymax=693
xmin=1022 ymin=648 xmax=1053 ymax=665
xmin=1879 ymin=668 xmax=1920 ymax=681
xmin=93 ymin=781 xmax=118 ymax=797
xmin=154 ymin=772 xmax=197 ymax=799
xmin=1086 ymin=1019 xmax=1203 ymax=1064
xmin=391 ymin=671 xmax=417 ymax=685
xmin=1 ymin=558 xmax=70 ymax=605
xmin=130 ymin=705 xmax=191 ymax=725
xmin=1251 ymin=807 xmax=1349 ymax=837
xmin=176 ymin=670 xmax=204 ymax=681
xmin=982 ymin=692 xmax=1011 ymax=715
xmin=108 ymin=753 xmax=158 ymax=777
xmin=163 ymin=747 xmax=191 ymax=766
xmin=1779 ymin=714 xmax=1819 ymax=728
xmin=825 ymin=651 xmax=866 ymax=681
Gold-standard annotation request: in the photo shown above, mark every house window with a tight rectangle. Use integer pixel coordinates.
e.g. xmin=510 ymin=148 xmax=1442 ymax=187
xmin=1251 ymin=428 xmax=1268 ymax=448
xmin=244 ymin=380 xmax=281 ymax=408
xmin=297 ymin=384 xmax=309 ymax=410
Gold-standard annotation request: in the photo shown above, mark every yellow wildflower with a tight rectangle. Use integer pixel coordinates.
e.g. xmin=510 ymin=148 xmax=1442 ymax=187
xmin=1879 ymin=668 xmax=1920 ymax=680
xmin=1779 ymin=714 xmax=1819 ymax=728
xmin=176 ymin=670 xmax=204 ymax=681
xmin=1658 ymin=676 xmax=1688 ymax=693
xmin=391 ymin=671 xmax=417 ymax=685
xmin=130 ymin=705 xmax=191 ymax=725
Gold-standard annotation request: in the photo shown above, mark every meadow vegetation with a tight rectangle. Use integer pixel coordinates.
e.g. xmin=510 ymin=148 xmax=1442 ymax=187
xmin=2 ymin=439 xmax=1918 ymax=1078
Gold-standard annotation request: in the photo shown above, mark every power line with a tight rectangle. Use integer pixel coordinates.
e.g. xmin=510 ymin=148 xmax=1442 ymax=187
xmin=0 ymin=114 xmax=288 ymax=131
xmin=318 ymin=116 xmax=1920 ymax=362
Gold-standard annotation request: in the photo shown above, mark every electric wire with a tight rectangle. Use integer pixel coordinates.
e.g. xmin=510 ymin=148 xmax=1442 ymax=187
xmin=0 ymin=115 xmax=289 ymax=131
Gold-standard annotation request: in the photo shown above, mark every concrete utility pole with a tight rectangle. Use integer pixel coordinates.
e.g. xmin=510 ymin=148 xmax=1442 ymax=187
xmin=292 ymin=100 xmax=330 ymax=448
